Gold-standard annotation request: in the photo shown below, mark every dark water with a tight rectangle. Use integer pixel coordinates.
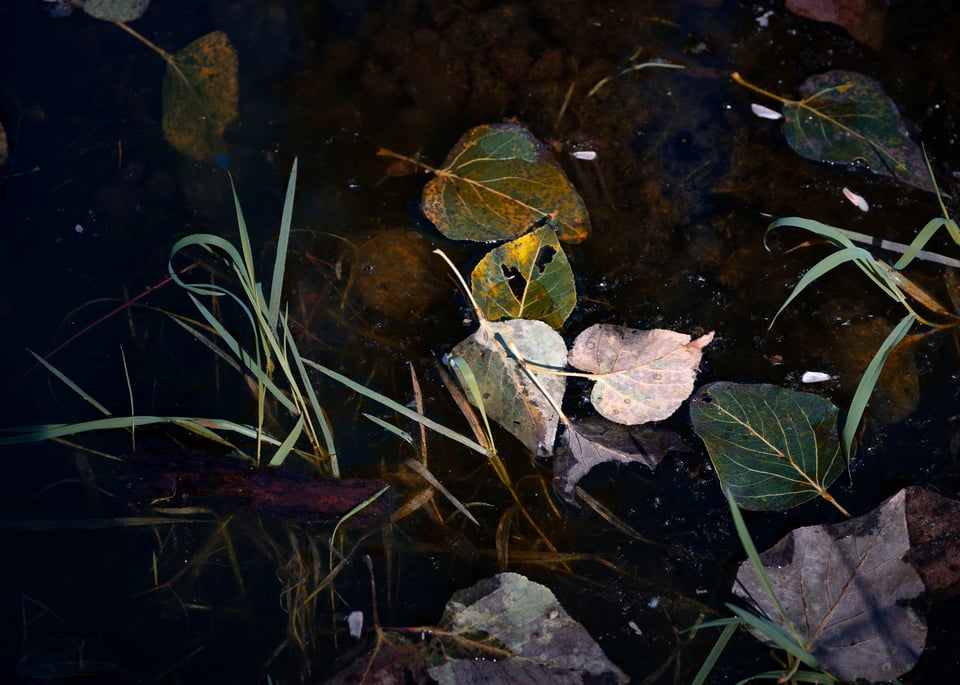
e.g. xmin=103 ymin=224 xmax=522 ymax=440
xmin=2 ymin=0 xmax=960 ymax=682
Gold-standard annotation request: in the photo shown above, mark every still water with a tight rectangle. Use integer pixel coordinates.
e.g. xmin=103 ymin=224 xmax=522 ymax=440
xmin=1 ymin=1 xmax=959 ymax=682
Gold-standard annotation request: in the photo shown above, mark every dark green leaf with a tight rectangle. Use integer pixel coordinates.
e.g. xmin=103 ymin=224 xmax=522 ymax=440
xmin=689 ymin=382 xmax=847 ymax=513
xmin=783 ymin=70 xmax=934 ymax=193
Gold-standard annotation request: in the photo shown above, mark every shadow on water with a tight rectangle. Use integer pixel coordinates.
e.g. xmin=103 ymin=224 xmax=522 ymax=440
xmin=2 ymin=0 xmax=960 ymax=682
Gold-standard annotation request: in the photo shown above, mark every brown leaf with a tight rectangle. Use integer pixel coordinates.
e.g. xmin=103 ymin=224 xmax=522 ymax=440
xmin=786 ymin=0 xmax=888 ymax=51
xmin=904 ymin=486 xmax=960 ymax=598
xmin=554 ymin=419 xmax=686 ymax=503
xmin=569 ymin=325 xmax=713 ymax=425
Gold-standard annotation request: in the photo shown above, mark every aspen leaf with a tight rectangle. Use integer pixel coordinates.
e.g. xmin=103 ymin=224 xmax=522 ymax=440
xmin=470 ymin=225 xmax=576 ymax=329
xmin=82 ymin=0 xmax=149 ymax=22
xmin=568 ymin=325 xmax=713 ymax=425
xmin=421 ymin=124 xmax=590 ymax=243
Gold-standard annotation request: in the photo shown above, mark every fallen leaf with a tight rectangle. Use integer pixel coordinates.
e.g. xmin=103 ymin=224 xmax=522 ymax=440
xmin=421 ymin=124 xmax=591 ymax=243
xmin=689 ymin=382 xmax=847 ymax=513
xmin=735 ymin=488 xmax=927 ymax=681
xmin=427 ymin=572 xmax=629 ymax=684
xmin=161 ymin=31 xmax=238 ymax=162
xmin=82 ymin=0 xmax=149 ymax=22
xmin=903 ymin=486 xmax=960 ymax=598
xmin=786 ymin=0 xmax=887 ymax=51
xmin=554 ymin=419 xmax=686 ymax=503
xmin=452 ymin=319 xmax=566 ymax=455
xmin=470 ymin=225 xmax=576 ymax=328
xmin=783 ymin=70 xmax=935 ymax=193
xmin=568 ymin=325 xmax=713 ymax=425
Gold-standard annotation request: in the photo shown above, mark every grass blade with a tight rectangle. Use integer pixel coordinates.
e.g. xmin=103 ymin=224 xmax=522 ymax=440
xmin=690 ymin=622 xmax=738 ymax=685
xmin=269 ymin=158 xmax=297 ymax=328
xmin=27 ymin=350 xmax=111 ymax=417
xmin=842 ymin=313 xmax=917 ymax=460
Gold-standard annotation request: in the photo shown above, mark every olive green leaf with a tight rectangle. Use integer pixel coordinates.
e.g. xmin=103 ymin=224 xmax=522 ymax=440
xmin=470 ymin=225 xmax=576 ymax=328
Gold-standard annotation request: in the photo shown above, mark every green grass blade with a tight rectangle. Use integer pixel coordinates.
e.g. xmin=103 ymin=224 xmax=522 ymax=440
xmin=444 ymin=354 xmax=496 ymax=454
xmin=120 ymin=346 xmax=135 ymax=452
xmin=765 ymin=217 xmax=858 ymax=251
xmin=769 ymin=246 xmax=878 ymax=328
xmin=228 ymin=174 xmax=258 ymax=294
xmin=724 ymin=489 xmax=797 ymax=638
xmin=363 ymin=413 xmax=415 ymax=447
xmin=304 ymin=359 xmax=487 ymax=456
xmin=269 ymin=158 xmax=297 ymax=329
xmin=328 ymin=484 xmax=390 ymax=571
xmin=842 ymin=312 xmax=917 ymax=460
xmin=27 ymin=350 xmax=111 ymax=417
xmin=690 ymin=622 xmax=738 ymax=685
xmin=892 ymin=217 xmax=950 ymax=270
xmin=268 ymin=413 xmax=304 ymax=467
xmin=725 ymin=603 xmax=821 ymax=670
xmin=736 ymin=671 xmax=836 ymax=684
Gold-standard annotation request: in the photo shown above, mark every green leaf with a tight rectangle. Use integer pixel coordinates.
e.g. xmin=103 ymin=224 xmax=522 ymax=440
xmin=162 ymin=31 xmax=239 ymax=162
xmin=421 ymin=124 xmax=591 ymax=243
xmin=689 ymin=382 xmax=848 ymax=514
xmin=568 ymin=325 xmax=714 ymax=425
xmin=452 ymin=319 xmax=567 ymax=455
xmin=782 ymin=70 xmax=935 ymax=193
xmin=470 ymin=225 xmax=576 ymax=328
xmin=83 ymin=0 xmax=149 ymax=22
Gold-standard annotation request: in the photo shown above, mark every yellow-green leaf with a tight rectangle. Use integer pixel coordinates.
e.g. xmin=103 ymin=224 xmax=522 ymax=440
xmin=421 ymin=124 xmax=590 ymax=243
xmin=470 ymin=226 xmax=576 ymax=328
xmin=161 ymin=31 xmax=238 ymax=162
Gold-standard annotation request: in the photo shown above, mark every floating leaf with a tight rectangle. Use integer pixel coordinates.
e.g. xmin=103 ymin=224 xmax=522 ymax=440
xmin=471 ymin=225 xmax=576 ymax=328
xmin=782 ymin=70 xmax=934 ymax=193
xmin=427 ymin=572 xmax=629 ymax=684
xmin=161 ymin=31 xmax=238 ymax=162
xmin=554 ymin=419 xmax=686 ymax=503
xmin=689 ymin=382 xmax=847 ymax=513
xmin=786 ymin=0 xmax=887 ymax=51
xmin=82 ymin=0 xmax=149 ymax=22
xmin=568 ymin=325 xmax=713 ymax=425
xmin=452 ymin=319 xmax=566 ymax=455
xmin=421 ymin=124 xmax=591 ymax=243
xmin=735 ymin=488 xmax=927 ymax=681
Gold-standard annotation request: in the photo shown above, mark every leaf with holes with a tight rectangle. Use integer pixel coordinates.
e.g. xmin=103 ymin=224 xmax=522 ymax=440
xmin=689 ymin=382 xmax=847 ymax=513
xmin=782 ymin=70 xmax=934 ymax=193
xmin=568 ymin=325 xmax=713 ymax=425
xmin=735 ymin=488 xmax=927 ymax=681
xmin=471 ymin=225 xmax=576 ymax=329
xmin=452 ymin=319 xmax=566 ymax=455
xmin=421 ymin=124 xmax=591 ymax=243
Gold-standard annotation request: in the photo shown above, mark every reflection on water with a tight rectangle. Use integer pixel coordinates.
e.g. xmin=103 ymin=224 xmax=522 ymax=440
xmin=2 ymin=0 xmax=960 ymax=681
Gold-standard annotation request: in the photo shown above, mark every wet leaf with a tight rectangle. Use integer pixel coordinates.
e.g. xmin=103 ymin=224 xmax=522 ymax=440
xmin=427 ymin=572 xmax=629 ymax=684
xmin=452 ymin=319 xmax=566 ymax=455
xmin=568 ymin=325 xmax=713 ymax=425
xmin=554 ymin=419 xmax=686 ymax=503
xmin=82 ymin=0 xmax=149 ymax=22
xmin=161 ymin=31 xmax=238 ymax=162
xmin=735 ymin=488 xmax=927 ymax=681
xmin=903 ymin=486 xmax=960 ymax=598
xmin=689 ymin=382 xmax=847 ymax=513
xmin=786 ymin=0 xmax=887 ymax=50
xmin=421 ymin=124 xmax=590 ymax=243
xmin=470 ymin=225 xmax=576 ymax=328
xmin=783 ymin=70 xmax=934 ymax=193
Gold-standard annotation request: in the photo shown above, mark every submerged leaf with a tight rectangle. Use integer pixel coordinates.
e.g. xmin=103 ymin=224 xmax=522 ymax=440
xmin=554 ymin=419 xmax=686 ymax=503
xmin=782 ymin=70 xmax=934 ymax=193
xmin=427 ymin=572 xmax=629 ymax=684
xmin=689 ymin=382 xmax=847 ymax=513
xmin=82 ymin=0 xmax=149 ymax=22
xmin=162 ymin=31 xmax=239 ymax=162
xmin=735 ymin=488 xmax=927 ymax=681
xmin=785 ymin=0 xmax=887 ymax=50
xmin=452 ymin=319 xmax=566 ymax=455
xmin=568 ymin=325 xmax=713 ymax=425
xmin=422 ymin=124 xmax=591 ymax=243
xmin=471 ymin=225 xmax=576 ymax=328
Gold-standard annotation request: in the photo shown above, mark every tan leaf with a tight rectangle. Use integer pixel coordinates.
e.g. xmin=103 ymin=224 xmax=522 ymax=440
xmin=569 ymin=325 xmax=713 ymax=425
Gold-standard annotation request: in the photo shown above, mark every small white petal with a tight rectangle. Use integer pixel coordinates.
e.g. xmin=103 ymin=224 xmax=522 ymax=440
xmin=802 ymin=371 xmax=832 ymax=384
xmin=572 ymin=150 xmax=597 ymax=161
xmin=348 ymin=611 xmax=363 ymax=638
xmin=842 ymin=186 xmax=869 ymax=212
xmin=751 ymin=103 xmax=782 ymax=120
xmin=74 ymin=224 xmax=84 ymax=233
